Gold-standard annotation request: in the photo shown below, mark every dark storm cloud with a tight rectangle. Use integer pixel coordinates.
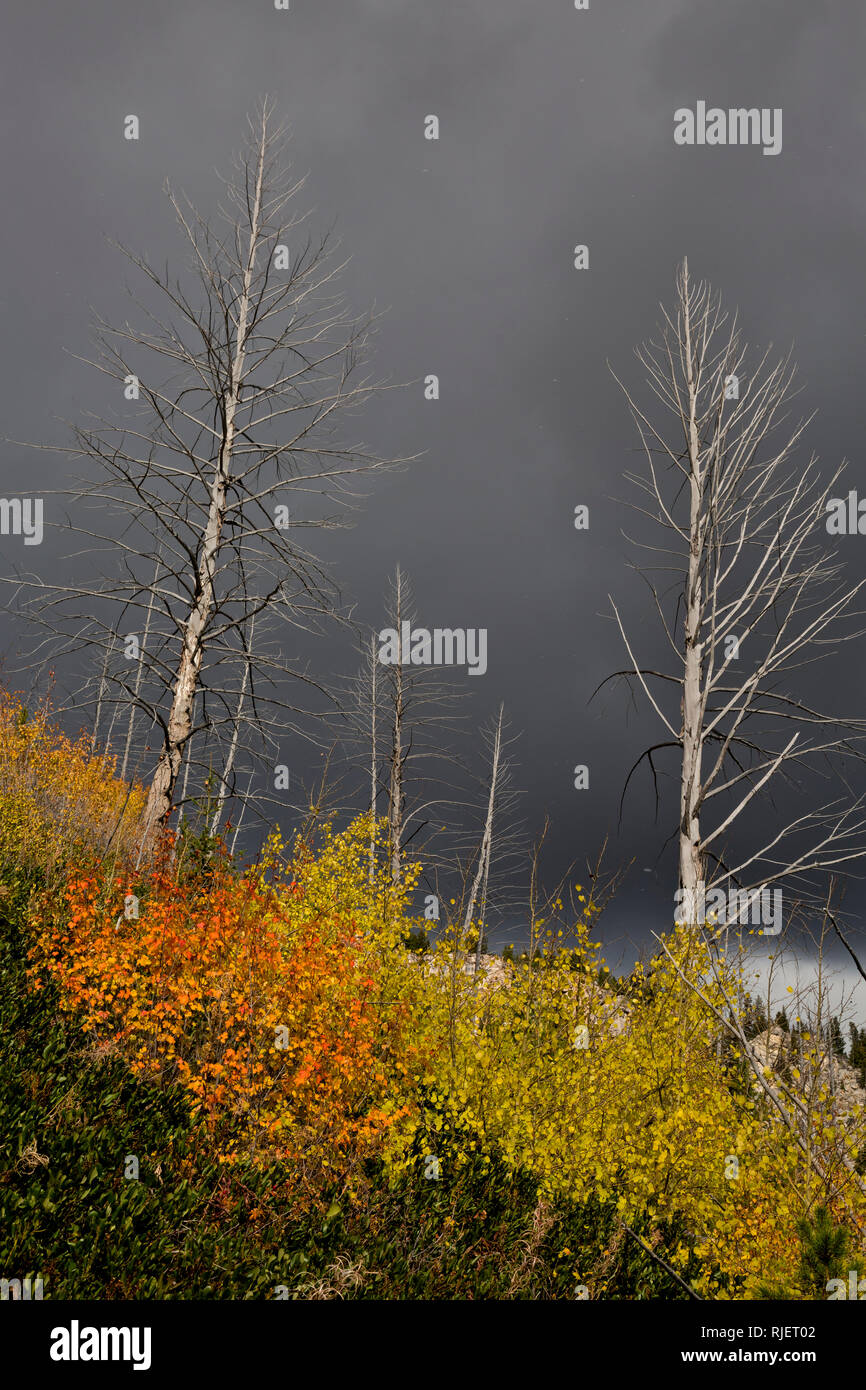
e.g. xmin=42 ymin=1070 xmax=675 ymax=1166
xmin=2 ymin=0 xmax=865 ymax=989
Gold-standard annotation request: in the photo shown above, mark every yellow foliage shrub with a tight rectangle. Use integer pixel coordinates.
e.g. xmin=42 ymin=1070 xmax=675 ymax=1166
xmin=383 ymin=916 xmax=866 ymax=1296
xmin=0 ymin=690 xmax=143 ymax=889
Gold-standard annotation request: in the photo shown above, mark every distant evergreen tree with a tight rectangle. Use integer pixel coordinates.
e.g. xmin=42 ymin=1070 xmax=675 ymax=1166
xmin=774 ymin=1008 xmax=790 ymax=1032
xmin=849 ymin=1023 xmax=866 ymax=1088
xmin=776 ymin=1030 xmax=794 ymax=1087
xmin=742 ymin=994 xmax=768 ymax=1039
xmin=829 ymin=1016 xmax=846 ymax=1058
xmin=403 ymin=927 xmax=430 ymax=953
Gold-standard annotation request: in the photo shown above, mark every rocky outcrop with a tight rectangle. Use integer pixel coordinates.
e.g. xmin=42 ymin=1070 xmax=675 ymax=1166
xmin=412 ymin=950 xmax=631 ymax=1038
xmin=749 ymin=1026 xmax=866 ymax=1122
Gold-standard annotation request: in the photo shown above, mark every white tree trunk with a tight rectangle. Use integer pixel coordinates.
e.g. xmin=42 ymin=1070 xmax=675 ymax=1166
xmin=92 ymin=639 xmax=113 ymax=753
xmin=467 ymin=703 xmax=504 ymax=972
xmin=121 ymin=557 xmax=160 ymax=782
xmin=388 ymin=569 xmax=405 ymax=884
xmin=140 ymin=127 xmax=266 ymax=848
xmin=678 ymin=261 xmax=705 ymax=920
xmin=369 ymin=629 xmax=378 ymax=884
xmin=210 ymin=623 xmax=253 ymax=839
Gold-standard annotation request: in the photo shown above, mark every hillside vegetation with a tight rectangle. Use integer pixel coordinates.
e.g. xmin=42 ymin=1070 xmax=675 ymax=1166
xmin=2 ymin=691 xmax=865 ymax=1299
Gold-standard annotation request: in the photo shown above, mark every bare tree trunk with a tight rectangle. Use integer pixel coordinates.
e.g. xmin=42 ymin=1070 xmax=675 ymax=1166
xmin=467 ymin=703 xmax=504 ymax=972
xmin=679 ymin=261 xmax=706 ymax=919
xmin=337 ymin=570 xmax=472 ymax=889
xmin=8 ymin=101 xmax=405 ymax=863
xmin=179 ymin=715 xmax=194 ymax=814
xmin=606 ymin=258 xmax=866 ymax=924
xmin=121 ymin=557 xmax=160 ymax=783
xmin=230 ymin=772 xmax=256 ymax=856
xmin=210 ymin=619 xmax=254 ymax=839
xmin=388 ymin=568 xmax=405 ymax=885
xmin=369 ymin=629 xmax=378 ymax=884
xmin=92 ymin=639 xmax=113 ymax=752
xmin=140 ymin=120 xmax=266 ymax=847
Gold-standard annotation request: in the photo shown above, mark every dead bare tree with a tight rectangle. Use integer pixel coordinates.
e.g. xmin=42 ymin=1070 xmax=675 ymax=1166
xmin=466 ymin=703 xmax=505 ymax=954
xmin=387 ymin=566 xmax=409 ymax=884
xmin=120 ymin=555 xmax=161 ymax=784
xmin=463 ymin=703 xmax=523 ymax=971
xmin=603 ymin=258 xmax=866 ymax=926
xmin=4 ymin=99 xmax=407 ymax=853
xmin=336 ymin=566 xmax=471 ymax=887
xmin=209 ymin=613 xmax=254 ymax=840
xmin=368 ymin=626 xmax=378 ymax=884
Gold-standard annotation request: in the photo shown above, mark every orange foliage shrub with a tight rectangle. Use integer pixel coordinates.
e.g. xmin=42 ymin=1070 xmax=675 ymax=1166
xmin=29 ymin=837 xmax=425 ymax=1204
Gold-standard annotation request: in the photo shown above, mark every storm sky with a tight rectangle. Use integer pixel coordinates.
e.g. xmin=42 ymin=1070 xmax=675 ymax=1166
xmin=2 ymin=0 xmax=866 ymax=1004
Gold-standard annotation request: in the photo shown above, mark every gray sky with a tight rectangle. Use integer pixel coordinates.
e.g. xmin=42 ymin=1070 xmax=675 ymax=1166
xmin=2 ymin=0 xmax=866 ymax=1002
